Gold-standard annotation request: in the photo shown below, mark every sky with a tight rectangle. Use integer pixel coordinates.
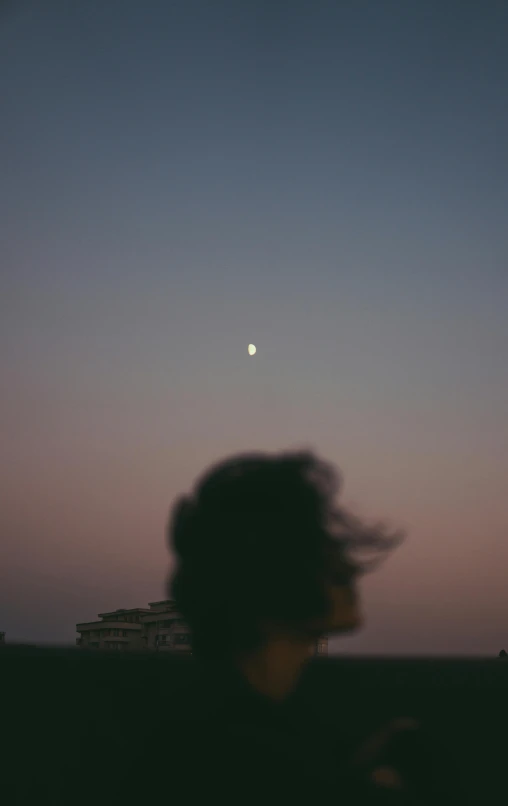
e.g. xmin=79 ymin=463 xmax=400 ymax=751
xmin=1 ymin=0 xmax=507 ymax=655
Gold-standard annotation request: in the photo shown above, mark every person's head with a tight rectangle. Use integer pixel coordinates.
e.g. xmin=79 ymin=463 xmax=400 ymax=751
xmin=167 ymin=449 xmax=403 ymax=662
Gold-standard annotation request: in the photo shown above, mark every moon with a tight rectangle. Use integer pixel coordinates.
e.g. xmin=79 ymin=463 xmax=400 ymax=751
xmin=248 ymin=343 xmax=257 ymax=356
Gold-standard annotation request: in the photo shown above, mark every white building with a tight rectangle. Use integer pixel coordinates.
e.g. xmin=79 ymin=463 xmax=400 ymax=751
xmin=76 ymin=600 xmax=191 ymax=653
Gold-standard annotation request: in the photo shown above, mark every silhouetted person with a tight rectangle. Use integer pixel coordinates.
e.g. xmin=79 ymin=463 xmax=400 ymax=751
xmin=499 ymin=649 xmax=508 ymax=658
xmin=170 ymin=450 xmax=390 ymax=678
xmin=148 ymin=450 xmax=466 ymax=804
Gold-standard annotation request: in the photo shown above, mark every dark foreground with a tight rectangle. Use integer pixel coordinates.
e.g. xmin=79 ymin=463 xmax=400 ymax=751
xmin=2 ymin=645 xmax=507 ymax=803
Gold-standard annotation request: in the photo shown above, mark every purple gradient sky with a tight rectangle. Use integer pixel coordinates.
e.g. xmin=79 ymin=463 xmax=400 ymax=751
xmin=1 ymin=0 xmax=507 ymax=654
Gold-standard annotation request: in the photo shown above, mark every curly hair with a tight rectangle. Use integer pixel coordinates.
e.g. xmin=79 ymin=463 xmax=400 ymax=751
xmin=167 ymin=449 xmax=403 ymax=660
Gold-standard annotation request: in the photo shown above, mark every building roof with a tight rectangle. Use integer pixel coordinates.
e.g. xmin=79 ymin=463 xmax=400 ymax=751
xmin=76 ymin=600 xmax=184 ymax=633
xmin=97 ymin=607 xmax=152 ymax=618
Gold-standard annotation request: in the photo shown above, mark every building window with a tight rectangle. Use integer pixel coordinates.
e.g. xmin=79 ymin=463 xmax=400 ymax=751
xmin=174 ymin=634 xmax=190 ymax=645
xmin=122 ymin=630 xmax=128 ymax=637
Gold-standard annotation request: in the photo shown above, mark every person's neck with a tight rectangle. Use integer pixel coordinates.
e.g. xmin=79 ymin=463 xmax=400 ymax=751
xmin=235 ymin=635 xmax=315 ymax=702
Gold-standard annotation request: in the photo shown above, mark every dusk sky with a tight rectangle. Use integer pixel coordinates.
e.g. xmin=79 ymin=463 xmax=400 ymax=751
xmin=1 ymin=0 xmax=507 ymax=655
